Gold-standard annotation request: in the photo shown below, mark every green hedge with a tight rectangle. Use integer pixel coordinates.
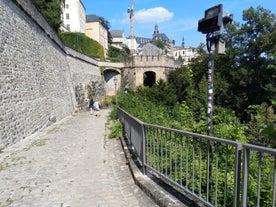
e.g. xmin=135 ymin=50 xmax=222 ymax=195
xmin=60 ymin=32 xmax=105 ymax=61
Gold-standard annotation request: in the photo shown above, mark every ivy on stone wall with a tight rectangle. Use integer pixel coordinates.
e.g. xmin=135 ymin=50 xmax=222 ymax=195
xmin=31 ymin=0 xmax=62 ymax=32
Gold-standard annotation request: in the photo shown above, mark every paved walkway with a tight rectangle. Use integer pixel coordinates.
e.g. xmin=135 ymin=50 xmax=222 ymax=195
xmin=0 ymin=109 xmax=158 ymax=207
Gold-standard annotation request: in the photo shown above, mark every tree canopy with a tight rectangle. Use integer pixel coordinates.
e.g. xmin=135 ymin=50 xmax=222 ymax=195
xmin=218 ymin=6 xmax=276 ymax=120
xmin=117 ymin=6 xmax=276 ymax=148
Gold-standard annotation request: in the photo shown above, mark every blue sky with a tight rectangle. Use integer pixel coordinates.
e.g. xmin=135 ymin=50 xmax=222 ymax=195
xmin=81 ymin=0 xmax=276 ymax=47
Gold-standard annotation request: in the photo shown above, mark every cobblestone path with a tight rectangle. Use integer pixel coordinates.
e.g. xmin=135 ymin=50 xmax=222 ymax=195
xmin=0 ymin=109 xmax=158 ymax=207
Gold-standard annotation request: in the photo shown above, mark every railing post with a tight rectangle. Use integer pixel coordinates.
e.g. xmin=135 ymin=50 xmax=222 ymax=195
xmin=233 ymin=144 xmax=242 ymax=207
xmin=206 ymin=140 xmax=212 ymax=203
xmin=242 ymin=147 xmax=250 ymax=207
xmin=273 ymin=157 xmax=276 ymax=207
xmin=142 ymin=124 xmax=146 ymax=175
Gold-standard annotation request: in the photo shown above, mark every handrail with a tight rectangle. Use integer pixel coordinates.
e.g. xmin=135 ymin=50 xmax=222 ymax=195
xmin=118 ymin=108 xmax=276 ymax=207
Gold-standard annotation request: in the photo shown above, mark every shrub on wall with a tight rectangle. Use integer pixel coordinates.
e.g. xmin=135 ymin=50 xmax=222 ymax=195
xmin=60 ymin=32 xmax=105 ymax=61
xmin=107 ymin=45 xmax=130 ymax=62
xmin=31 ymin=0 xmax=62 ymax=32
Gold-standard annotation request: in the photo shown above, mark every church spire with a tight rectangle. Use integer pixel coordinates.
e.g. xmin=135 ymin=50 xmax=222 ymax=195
xmin=182 ymin=36 xmax=185 ymax=48
xmin=153 ymin=24 xmax=159 ymax=37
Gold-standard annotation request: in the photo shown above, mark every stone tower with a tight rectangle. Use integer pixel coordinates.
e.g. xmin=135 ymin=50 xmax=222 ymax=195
xmin=153 ymin=24 xmax=159 ymax=38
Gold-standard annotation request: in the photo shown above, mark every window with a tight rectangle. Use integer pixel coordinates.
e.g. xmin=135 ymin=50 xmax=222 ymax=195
xmin=66 ymin=24 xmax=70 ymax=30
xmin=65 ymin=4 xmax=69 ymax=9
xmin=66 ymin=13 xmax=69 ymax=20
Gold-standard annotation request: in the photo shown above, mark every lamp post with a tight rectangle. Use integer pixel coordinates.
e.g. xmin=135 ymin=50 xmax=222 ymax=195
xmin=113 ymin=76 xmax=118 ymax=105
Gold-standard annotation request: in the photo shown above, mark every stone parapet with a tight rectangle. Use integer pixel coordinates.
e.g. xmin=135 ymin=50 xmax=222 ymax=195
xmin=98 ymin=61 xmax=124 ymax=69
xmin=124 ymin=55 xmax=180 ymax=68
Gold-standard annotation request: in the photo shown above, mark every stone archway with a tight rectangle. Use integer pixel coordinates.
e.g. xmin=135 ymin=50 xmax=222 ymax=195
xmin=103 ymin=69 xmax=120 ymax=96
xmin=143 ymin=71 xmax=156 ymax=87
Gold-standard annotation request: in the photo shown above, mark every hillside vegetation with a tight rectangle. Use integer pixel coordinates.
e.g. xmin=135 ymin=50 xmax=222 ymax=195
xmin=110 ymin=9 xmax=275 ymax=207
xmin=115 ymin=6 xmax=276 ymax=148
xmin=60 ymin=32 xmax=105 ymax=60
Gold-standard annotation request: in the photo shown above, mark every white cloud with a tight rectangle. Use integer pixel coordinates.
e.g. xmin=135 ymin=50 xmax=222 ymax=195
xmin=113 ymin=7 xmax=174 ymax=26
xmin=135 ymin=7 xmax=174 ymax=24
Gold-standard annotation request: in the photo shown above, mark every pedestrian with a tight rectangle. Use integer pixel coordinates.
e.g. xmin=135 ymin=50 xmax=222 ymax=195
xmin=93 ymin=101 xmax=101 ymax=116
xmin=89 ymin=99 xmax=94 ymax=115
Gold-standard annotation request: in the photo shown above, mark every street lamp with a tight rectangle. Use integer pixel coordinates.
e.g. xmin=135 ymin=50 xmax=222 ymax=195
xmin=113 ymin=76 xmax=118 ymax=105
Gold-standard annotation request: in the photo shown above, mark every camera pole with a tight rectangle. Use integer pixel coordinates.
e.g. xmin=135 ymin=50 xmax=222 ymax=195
xmin=198 ymin=5 xmax=233 ymax=202
xmin=206 ymin=33 xmax=218 ymax=136
xmin=206 ymin=33 xmax=218 ymax=202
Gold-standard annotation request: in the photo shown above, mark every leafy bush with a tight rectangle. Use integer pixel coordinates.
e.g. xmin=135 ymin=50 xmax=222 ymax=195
xmin=32 ymin=0 xmax=62 ymax=32
xmin=107 ymin=57 xmax=121 ymax=62
xmin=116 ymin=84 xmax=247 ymax=142
xmin=107 ymin=45 xmax=130 ymax=62
xmin=246 ymin=103 xmax=276 ymax=147
xmin=108 ymin=46 xmax=121 ymax=58
xmin=108 ymin=120 xmax=123 ymax=139
xmin=101 ymin=96 xmax=114 ymax=108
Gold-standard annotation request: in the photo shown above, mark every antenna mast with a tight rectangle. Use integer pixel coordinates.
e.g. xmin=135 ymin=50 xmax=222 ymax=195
xmin=128 ymin=0 xmax=135 ymax=54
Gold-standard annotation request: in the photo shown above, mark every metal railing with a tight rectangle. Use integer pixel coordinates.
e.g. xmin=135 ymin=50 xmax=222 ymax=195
xmin=118 ymin=108 xmax=276 ymax=207
xmin=242 ymin=144 xmax=276 ymax=207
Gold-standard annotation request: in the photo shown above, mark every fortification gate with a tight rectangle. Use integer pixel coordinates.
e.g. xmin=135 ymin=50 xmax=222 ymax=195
xmin=123 ymin=56 xmax=180 ymax=89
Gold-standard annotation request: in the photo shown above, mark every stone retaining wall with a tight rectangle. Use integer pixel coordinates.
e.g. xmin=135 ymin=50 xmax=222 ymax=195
xmin=0 ymin=0 xmax=103 ymax=149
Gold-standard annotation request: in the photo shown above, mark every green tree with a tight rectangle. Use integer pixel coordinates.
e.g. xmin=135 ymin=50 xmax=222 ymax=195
xmin=108 ymin=46 xmax=121 ymax=59
xmin=153 ymin=39 xmax=165 ymax=49
xmin=168 ymin=65 xmax=193 ymax=103
xmin=121 ymin=45 xmax=131 ymax=58
xmin=168 ymin=45 xmax=209 ymax=121
xmin=246 ymin=103 xmax=276 ymax=147
xmin=219 ymin=6 xmax=276 ymax=120
xmin=107 ymin=45 xmax=130 ymax=62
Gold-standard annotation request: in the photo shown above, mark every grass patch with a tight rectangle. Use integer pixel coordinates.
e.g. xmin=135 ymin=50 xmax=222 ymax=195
xmin=108 ymin=120 xmax=123 ymax=140
xmin=6 ymin=198 xmax=14 ymax=205
xmin=20 ymin=185 xmax=31 ymax=190
xmin=0 ymin=163 xmax=5 ymax=172
xmin=47 ymin=126 xmax=60 ymax=134
xmin=23 ymin=139 xmax=48 ymax=151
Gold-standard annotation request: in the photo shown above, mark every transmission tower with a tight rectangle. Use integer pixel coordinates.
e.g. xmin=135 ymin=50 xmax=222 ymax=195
xmin=127 ymin=0 xmax=135 ymax=54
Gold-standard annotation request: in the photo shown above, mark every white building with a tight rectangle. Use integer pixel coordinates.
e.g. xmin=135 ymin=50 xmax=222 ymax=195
xmin=110 ymin=30 xmax=127 ymax=49
xmin=173 ymin=47 xmax=198 ymax=65
xmin=62 ymin=0 xmax=86 ymax=33
xmin=125 ymin=38 xmax=138 ymax=53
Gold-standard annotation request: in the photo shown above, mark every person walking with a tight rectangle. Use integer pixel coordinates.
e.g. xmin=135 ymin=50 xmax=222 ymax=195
xmin=93 ymin=101 xmax=101 ymax=116
xmin=89 ymin=99 xmax=94 ymax=115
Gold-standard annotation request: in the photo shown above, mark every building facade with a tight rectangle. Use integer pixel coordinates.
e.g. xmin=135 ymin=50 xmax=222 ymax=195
xmin=62 ymin=0 xmax=86 ymax=33
xmin=85 ymin=15 xmax=109 ymax=57
xmin=110 ymin=30 xmax=127 ymax=49
xmin=173 ymin=47 xmax=198 ymax=65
